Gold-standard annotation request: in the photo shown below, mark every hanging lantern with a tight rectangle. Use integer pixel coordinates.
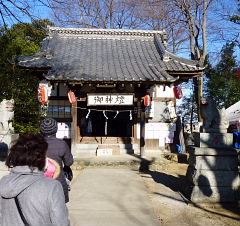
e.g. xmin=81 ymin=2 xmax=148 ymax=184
xmin=144 ymin=94 xmax=151 ymax=107
xmin=174 ymin=85 xmax=183 ymax=99
xmin=68 ymin=90 xmax=76 ymax=104
xmin=38 ymin=85 xmax=48 ymax=104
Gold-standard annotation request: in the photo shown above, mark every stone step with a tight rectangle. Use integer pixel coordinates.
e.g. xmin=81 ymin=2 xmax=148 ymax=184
xmin=73 ymin=143 xmax=140 ymax=155
xmin=71 ymin=154 xmax=173 ymax=171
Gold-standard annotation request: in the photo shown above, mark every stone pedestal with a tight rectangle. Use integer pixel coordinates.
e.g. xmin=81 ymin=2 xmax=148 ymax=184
xmin=0 ymin=133 xmax=19 ymax=159
xmin=0 ymin=99 xmax=19 ymax=159
xmin=0 ymin=133 xmax=19 ymax=146
xmin=188 ymin=98 xmax=240 ymax=204
xmin=193 ymin=132 xmax=233 ymax=148
xmin=186 ymin=146 xmax=240 ymax=204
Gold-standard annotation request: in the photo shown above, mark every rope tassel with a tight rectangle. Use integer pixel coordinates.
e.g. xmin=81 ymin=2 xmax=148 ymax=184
xmin=114 ymin=111 xmax=119 ymax=119
xmin=86 ymin=109 xmax=91 ymax=118
xmin=129 ymin=110 xmax=132 ymax=120
xmin=103 ymin=111 xmax=108 ymax=135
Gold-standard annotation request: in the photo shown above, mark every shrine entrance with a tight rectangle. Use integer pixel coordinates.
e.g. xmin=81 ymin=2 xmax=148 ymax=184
xmin=79 ymin=108 xmax=133 ymax=137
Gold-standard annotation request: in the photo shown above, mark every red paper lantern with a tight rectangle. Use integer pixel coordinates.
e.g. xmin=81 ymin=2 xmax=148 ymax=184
xmin=38 ymin=85 xmax=48 ymax=104
xmin=174 ymin=85 xmax=183 ymax=99
xmin=144 ymin=94 xmax=151 ymax=107
xmin=68 ymin=90 xmax=76 ymax=104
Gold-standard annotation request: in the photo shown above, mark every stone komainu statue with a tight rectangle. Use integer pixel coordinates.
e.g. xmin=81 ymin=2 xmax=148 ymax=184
xmin=200 ymin=97 xmax=229 ymax=133
xmin=0 ymin=99 xmax=14 ymax=133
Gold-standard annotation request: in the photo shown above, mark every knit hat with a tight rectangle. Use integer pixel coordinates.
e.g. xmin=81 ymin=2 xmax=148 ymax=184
xmin=40 ymin=118 xmax=58 ymax=136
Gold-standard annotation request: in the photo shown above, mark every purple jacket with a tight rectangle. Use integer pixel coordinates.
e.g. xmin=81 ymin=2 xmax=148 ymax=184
xmin=45 ymin=135 xmax=74 ymax=203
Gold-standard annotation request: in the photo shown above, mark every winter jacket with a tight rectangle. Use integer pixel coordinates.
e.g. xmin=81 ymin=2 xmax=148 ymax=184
xmin=0 ymin=166 xmax=70 ymax=226
xmin=45 ymin=135 xmax=74 ymax=203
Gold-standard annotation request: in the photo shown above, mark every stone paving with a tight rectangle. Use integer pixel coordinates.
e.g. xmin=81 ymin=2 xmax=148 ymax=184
xmin=0 ymin=155 xmax=166 ymax=226
xmin=67 ymin=167 xmax=160 ymax=226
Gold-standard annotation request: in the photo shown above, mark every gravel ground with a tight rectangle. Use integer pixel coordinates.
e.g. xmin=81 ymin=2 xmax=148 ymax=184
xmin=140 ymin=161 xmax=240 ymax=226
xmin=1 ymin=156 xmax=239 ymax=226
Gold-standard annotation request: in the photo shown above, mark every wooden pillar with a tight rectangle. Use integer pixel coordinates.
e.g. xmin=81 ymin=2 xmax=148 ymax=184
xmin=140 ymin=109 xmax=146 ymax=157
xmin=71 ymin=101 xmax=78 ymax=155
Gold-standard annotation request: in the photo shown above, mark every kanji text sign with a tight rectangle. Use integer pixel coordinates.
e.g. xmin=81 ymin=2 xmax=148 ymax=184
xmin=87 ymin=94 xmax=134 ymax=106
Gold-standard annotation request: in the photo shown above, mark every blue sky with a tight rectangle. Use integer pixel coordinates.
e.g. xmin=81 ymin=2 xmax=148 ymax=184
xmin=3 ymin=0 xmax=239 ymax=79
xmin=2 ymin=0 xmax=238 ymax=110
xmin=18 ymin=0 xmax=240 ymax=89
xmin=3 ymin=0 xmax=239 ymax=66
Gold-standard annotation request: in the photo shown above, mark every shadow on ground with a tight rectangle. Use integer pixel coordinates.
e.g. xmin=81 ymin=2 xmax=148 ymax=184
xmin=138 ymin=157 xmax=240 ymax=221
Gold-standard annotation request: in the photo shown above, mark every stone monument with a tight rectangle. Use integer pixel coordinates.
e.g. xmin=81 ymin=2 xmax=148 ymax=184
xmin=186 ymin=97 xmax=240 ymax=205
xmin=195 ymin=97 xmax=232 ymax=147
xmin=0 ymin=99 xmax=19 ymax=159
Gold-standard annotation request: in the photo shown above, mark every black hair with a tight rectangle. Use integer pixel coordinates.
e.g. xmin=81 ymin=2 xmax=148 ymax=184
xmin=5 ymin=133 xmax=48 ymax=171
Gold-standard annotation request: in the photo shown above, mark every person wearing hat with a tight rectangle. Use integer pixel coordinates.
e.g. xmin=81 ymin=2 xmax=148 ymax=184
xmin=40 ymin=118 xmax=74 ymax=203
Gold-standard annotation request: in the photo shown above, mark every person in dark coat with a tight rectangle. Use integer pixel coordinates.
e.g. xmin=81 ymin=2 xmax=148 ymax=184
xmin=40 ymin=118 xmax=74 ymax=203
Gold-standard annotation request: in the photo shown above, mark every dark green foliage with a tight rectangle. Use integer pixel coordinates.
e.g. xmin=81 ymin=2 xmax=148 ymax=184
xmin=206 ymin=42 xmax=240 ymax=109
xmin=180 ymin=42 xmax=240 ymax=126
xmin=0 ymin=19 xmax=53 ymax=134
xmin=177 ymin=90 xmax=198 ymax=125
xmin=230 ymin=0 xmax=240 ymax=24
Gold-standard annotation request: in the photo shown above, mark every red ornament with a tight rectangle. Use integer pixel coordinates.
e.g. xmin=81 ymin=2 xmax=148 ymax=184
xmin=68 ymin=90 xmax=76 ymax=104
xmin=144 ymin=94 xmax=151 ymax=107
xmin=174 ymin=85 xmax=183 ymax=99
xmin=38 ymin=85 xmax=48 ymax=104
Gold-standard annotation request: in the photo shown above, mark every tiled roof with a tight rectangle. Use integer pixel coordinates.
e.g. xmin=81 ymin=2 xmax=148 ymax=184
xmin=18 ymin=27 xmax=203 ymax=83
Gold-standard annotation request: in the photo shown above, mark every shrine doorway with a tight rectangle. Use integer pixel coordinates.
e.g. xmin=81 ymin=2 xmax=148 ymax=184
xmin=79 ymin=109 xmax=133 ymax=137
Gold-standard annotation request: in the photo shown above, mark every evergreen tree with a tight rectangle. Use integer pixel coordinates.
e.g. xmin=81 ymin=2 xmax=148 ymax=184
xmin=206 ymin=42 xmax=240 ymax=109
xmin=176 ymin=92 xmax=198 ymax=132
xmin=230 ymin=0 xmax=240 ymax=25
xmin=0 ymin=19 xmax=53 ymax=134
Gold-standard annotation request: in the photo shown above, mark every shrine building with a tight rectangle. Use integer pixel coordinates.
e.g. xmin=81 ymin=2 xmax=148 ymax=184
xmin=18 ymin=26 xmax=203 ymax=157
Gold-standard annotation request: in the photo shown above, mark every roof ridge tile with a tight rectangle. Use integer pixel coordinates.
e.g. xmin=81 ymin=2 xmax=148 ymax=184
xmin=47 ymin=26 xmax=165 ymax=37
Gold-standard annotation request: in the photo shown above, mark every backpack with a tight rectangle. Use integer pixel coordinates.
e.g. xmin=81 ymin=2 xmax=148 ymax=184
xmin=44 ymin=158 xmax=60 ymax=179
xmin=63 ymin=165 xmax=73 ymax=181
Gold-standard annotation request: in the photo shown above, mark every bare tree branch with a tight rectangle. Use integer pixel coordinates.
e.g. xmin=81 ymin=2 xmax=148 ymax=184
xmin=0 ymin=8 xmax=7 ymax=27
